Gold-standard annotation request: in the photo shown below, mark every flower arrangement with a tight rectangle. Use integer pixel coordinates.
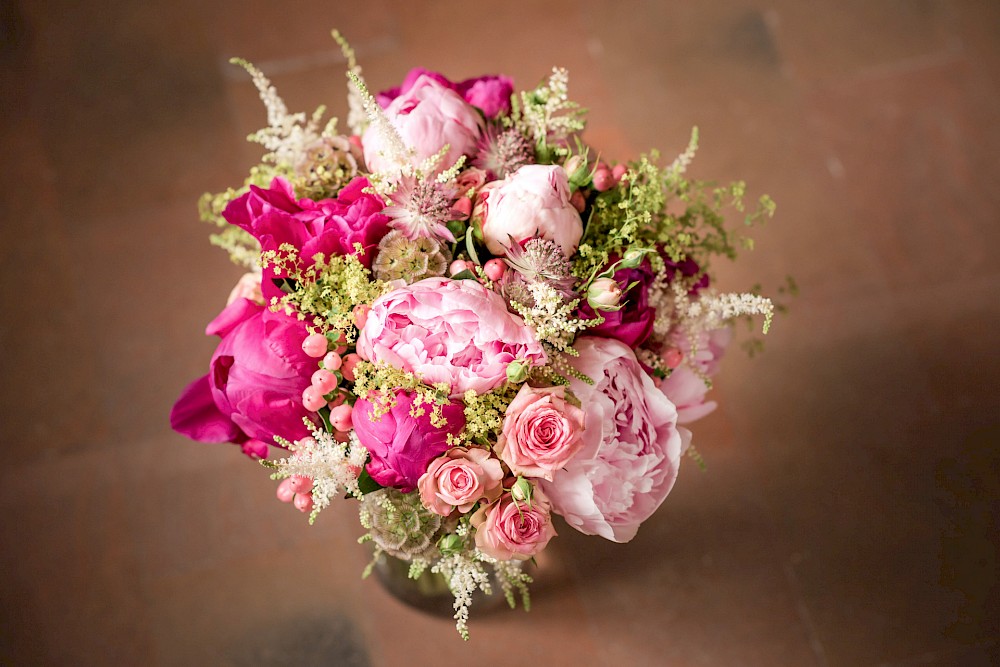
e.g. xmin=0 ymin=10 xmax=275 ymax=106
xmin=171 ymin=31 xmax=781 ymax=639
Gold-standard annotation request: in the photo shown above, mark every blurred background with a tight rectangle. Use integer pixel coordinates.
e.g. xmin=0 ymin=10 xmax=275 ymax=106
xmin=1 ymin=0 xmax=997 ymax=665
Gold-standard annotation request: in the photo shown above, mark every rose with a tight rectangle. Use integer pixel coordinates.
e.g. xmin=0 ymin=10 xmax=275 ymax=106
xmin=577 ymin=258 xmax=656 ymax=348
xmin=471 ymin=489 xmax=557 ymax=561
xmin=586 ymin=277 xmax=622 ymax=310
xmin=376 ymin=68 xmax=514 ymax=119
xmin=418 ymin=447 xmax=504 ymax=515
xmin=494 ymin=385 xmax=586 ymax=481
xmin=223 ymin=176 xmax=390 ymax=301
xmin=479 ymin=164 xmax=583 ymax=257
xmin=170 ymin=298 xmax=317 ymax=452
xmin=356 ymin=277 xmax=546 ymax=397
xmin=660 ymin=327 xmax=731 ymax=423
xmin=363 ymin=74 xmax=484 ymax=175
xmin=540 ymin=336 xmax=689 ymax=543
xmin=352 ymin=390 xmax=466 ymax=492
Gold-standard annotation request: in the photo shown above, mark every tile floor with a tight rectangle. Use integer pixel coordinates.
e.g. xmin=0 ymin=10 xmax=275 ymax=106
xmin=0 ymin=1 xmax=997 ymax=665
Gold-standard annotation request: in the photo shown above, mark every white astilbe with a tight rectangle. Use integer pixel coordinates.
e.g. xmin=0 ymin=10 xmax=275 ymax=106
xmin=665 ymin=126 xmax=700 ymax=183
xmin=516 ymin=67 xmax=586 ymax=151
xmin=510 ymin=282 xmax=593 ymax=352
xmin=267 ymin=429 xmax=368 ymax=524
xmin=483 ymin=555 xmax=533 ymax=612
xmin=332 ymin=30 xmax=368 ymax=136
xmin=681 ymin=288 xmax=774 ymax=335
xmin=347 ymin=71 xmax=412 ymax=183
xmin=432 ymin=550 xmax=493 ymax=641
xmin=231 ymin=58 xmax=333 ymax=169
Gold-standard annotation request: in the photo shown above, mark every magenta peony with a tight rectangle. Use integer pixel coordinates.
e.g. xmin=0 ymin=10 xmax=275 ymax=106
xmin=363 ymin=74 xmax=484 ymax=175
xmin=541 ymin=336 xmax=689 ymax=542
xmin=223 ymin=176 xmax=390 ymax=301
xmin=353 ymin=390 xmax=465 ymax=492
xmin=418 ymin=446 xmax=504 ymax=515
xmin=479 ymin=164 xmax=583 ymax=257
xmin=471 ymin=489 xmax=557 ymax=561
xmin=170 ymin=298 xmax=317 ymax=451
xmin=659 ymin=327 xmax=732 ymax=424
xmin=577 ymin=258 xmax=656 ymax=348
xmin=376 ymin=67 xmax=514 ymax=119
xmin=494 ymin=384 xmax=586 ymax=481
xmin=356 ymin=277 xmax=546 ymax=396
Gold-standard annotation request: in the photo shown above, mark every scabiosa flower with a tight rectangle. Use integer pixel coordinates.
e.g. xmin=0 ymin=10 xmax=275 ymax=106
xmin=290 ymin=135 xmax=363 ymax=200
xmin=372 ymin=230 xmax=452 ymax=283
xmin=473 ymin=124 xmax=534 ymax=180
xmin=383 ymin=175 xmax=460 ymax=242
xmin=360 ymin=489 xmax=443 ymax=560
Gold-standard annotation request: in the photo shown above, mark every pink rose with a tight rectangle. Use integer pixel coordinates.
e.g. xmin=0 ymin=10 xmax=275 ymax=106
xmin=418 ymin=446 xmax=504 ymax=515
xmin=660 ymin=327 xmax=731 ymax=424
xmin=480 ymin=164 xmax=583 ymax=257
xmin=471 ymin=489 xmax=557 ymax=561
xmin=353 ymin=390 xmax=466 ymax=492
xmin=356 ymin=277 xmax=546 ymax=396
xmin=495 ymin=385 xmax=586 ymax=481
xmin=540 ymin=337 xmax=689 ymax=543
xmin=363 ymin=74 xmax=484 ymax=175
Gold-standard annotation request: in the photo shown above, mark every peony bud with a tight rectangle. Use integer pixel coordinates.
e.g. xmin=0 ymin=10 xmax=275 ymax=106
xmin=587 ymin=277 xmax=622 ymax=311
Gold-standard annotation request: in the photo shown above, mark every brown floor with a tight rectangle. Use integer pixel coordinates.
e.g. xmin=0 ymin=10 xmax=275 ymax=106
xmin=1 ymin=1 xmax=998 ymax=665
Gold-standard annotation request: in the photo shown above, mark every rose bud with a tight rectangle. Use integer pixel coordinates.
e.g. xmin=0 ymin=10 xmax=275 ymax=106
xmin=587 ymin=277 xmax=623 ymax=311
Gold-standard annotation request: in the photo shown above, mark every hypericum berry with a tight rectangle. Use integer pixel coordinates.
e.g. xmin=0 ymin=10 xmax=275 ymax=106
xmin=293 ymin=493 xmax=314 ymax=513
xmin=341 ymin=353 xmax=362 ymax=382
xmin=288 ymin=475 xmax=312 ymax=494
xmin=592 ymin=168 xmax=614 ymax=192
xmin=353 ymin=304 xmax=371 ymax=330
xmin=449 ymin=259 xmax=475 ymax=276
xmin=329 ymin=404 xmax=354 ymax=432
xmin=663 ymin=348 xmax=684 ymax=369
xmin=301 ymin=333 xmax=328 ymax=358
xmin=311 ymin=369 xmax=338 ymax=394
xmin=612 ymin=164 xmax=627 ymax=182
xmin=484 ymin=258 xmax=506 ymax=282
xmin=276 ymin=479 xmax=296 ymax=503
xmin=302 ymin=386 xmax=326 ymax=412
xmin=322 ymin=351 xmax=343 ymax=372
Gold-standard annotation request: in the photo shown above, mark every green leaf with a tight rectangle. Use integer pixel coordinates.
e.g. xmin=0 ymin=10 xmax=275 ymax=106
xmin=450 ymin=269 xmax=477 ymax=281
xmin=357 ymin=467 xmax=383 ymax=495
xmin=464 ymin=224 xmax=481 ymax=266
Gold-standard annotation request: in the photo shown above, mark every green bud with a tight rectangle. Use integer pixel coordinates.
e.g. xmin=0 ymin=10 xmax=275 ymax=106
xmin=620 ymin=247 xmax=649 ymax=268
xmin=506 ymin=359 xmax=530 ymax=384
xmin=510 ymin=476 xmax=533 ymax=505
xmin=438 ymin=533 xmax=464 ymax=556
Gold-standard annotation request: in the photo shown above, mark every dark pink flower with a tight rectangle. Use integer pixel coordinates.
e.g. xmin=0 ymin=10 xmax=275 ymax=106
xmin=353 ymin=391 xmax=466 ymax=492
xmin=376 ymin=67 xmax=514 ymax=119
xmin=222 ymin=176 xmax=390 ymax=301
xmin=578 ymin=259 xmax=656 ymax=348
xmin=170 ymin=298 xmax=317 ymax=452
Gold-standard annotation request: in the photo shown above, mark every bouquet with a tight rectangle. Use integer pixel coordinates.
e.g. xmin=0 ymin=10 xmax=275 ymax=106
xmin=171 ymin=32 xmax=779 ymax=638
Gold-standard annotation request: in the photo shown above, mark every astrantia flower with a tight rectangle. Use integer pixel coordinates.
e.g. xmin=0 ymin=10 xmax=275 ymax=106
xmin=383 ymin=175 xmax=460 ymax=242
xmin=372 ymin=230 xmax=451 ymax=283
xmin=473 ymin=124 xmax=534 ymax=180
xmin=503 ymin=237 xmax=577 ymax=297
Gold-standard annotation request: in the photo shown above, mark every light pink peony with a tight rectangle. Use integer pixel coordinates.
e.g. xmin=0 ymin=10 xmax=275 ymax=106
xmin=494 ymin=384 xmax=586 ymax=481
xmin=540 ymin=336 xmax=689 ymax=543
xmin=471 ymin=489 xmax=557 ymax=561
xmin=418 ymin=446 xmax=504 ymax=515
xmin=356 ymin=277 xmax=546 ymax=397
xmin=660 ymin=327 xmax=732 ymax=424
xmin=480 ymin=164 xmax=583 ymax=257
xmin=362 ymin=74 xmax=484 ymax=175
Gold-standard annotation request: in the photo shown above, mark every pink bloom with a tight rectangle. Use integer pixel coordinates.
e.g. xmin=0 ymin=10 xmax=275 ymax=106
xmin=356 ymin=277 xmax=546 ymax=397
xmin=577 ymin=258 xmax=656 ymax=348
xmin=471 ymin=489 xmax=557 ymax=561
xmin=227 ymin=272 xmax=264 ymax=306
xmin=223 ymin=176 xmax=390 ymax=302
xmin=363 ymin=75 xmax=484 ymax=175
xmin=495 ymin=385 xmax=586 ymax=481
xmin=170 ymin=298 xmax=317 ymax=451
xmin=659 ymin=327 xmax=732 ymax=424
xmin=540 ymin=337 xmax=689 ymax=543
xmin=377 ymin=68 xmax=514 ymax=119
xmin=353 ymin=390 xmax=466 ymax=492
xmin=418 ymin=447 xmax=504 ymax=515
xmin=480 ymin=164 xmax=583 ymax=257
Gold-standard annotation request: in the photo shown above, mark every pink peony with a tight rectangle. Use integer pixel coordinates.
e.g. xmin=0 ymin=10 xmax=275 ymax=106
xmin=356 ymin=277 xmax=546 ymax=397
xmin=376 ymin=68 xmax=514 ymax=119
xmin=170 ymin=298 xmax=317 ymax=451
xmin=223 ymin=176 xmax=390 ymax=302
xmin=660 ymin=327 xmax=732 ymax=424
xmin=363 ymin=74 xmax=484 ymax=175
xmin=494 ymin=384 xmax=586 ymax=481
xmin=540 ymin=336 xmax=689 ymax=543
xmin=471 ymin=489 xmax=557 ymax=561
xmin=352 ymin=390 xmax=466 ymax=492
xmin=479 ymin=164 xmax=583 ymax=257
xmin=418 ymin=446 xmax=504 ymax=515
